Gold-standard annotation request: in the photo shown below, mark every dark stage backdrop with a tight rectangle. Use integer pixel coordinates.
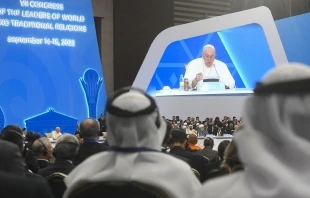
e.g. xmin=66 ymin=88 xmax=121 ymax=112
xmin=113 ymin=0 xmax=174 ymax=90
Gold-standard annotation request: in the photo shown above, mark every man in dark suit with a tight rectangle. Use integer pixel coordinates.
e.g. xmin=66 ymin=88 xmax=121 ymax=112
xmin=32 ymin=138 xmax=53 ymax=169
xmin=0 ymin=125 xmax=44 ymax=177
xmin=197 ymin=137 xmax=219 ymax=163
xmin=74 ymin=118 xmax=109 ymax=165
xmin=38 ymin=134 xmax=79 ymax=178
xmin=169 ymin=129 xmax=209 ymax=182
xmin=0 ymin=171 xmax=53 ymax=198
xmin=98 ymin=113 xmax=106 ymax=134
xmin=38 ymin=134 xmax=79 ymax=198
xmin=0 ymin=139 xmax=26 ymax=175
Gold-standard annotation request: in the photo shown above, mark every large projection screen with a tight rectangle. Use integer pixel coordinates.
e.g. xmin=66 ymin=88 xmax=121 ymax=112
xmin=133 ymin=7 xmax=288 ymax=119
xmin=0 ymin=0 xmax=106 ymax=133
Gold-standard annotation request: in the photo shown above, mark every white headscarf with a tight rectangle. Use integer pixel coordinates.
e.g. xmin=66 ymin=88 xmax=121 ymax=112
xmin=64 ymin=91 xmax=200 ymax=198
xmin=195 ymin=63 xmax=310 ymax=198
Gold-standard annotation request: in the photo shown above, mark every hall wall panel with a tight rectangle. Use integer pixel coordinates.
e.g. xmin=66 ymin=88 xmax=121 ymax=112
xmin=113 ymin=0 xmax=174 ymax=90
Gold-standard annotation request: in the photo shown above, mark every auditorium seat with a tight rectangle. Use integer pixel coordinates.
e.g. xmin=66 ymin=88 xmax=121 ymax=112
xmin=45 ymin=172 xmax=67 ymax=198
xmin=192 ymin=168 xmax=201 ymax=180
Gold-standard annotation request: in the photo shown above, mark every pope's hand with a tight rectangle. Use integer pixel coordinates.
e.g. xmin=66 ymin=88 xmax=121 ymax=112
xmin=195 ymin=72 xmax=204 ymax=81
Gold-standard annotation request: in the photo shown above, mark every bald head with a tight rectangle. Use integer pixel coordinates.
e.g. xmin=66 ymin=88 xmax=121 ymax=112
xmin=202 ymin=45 xmax=216 ymax=67
xmin=80 ymin=118 xmax=100 ymax=140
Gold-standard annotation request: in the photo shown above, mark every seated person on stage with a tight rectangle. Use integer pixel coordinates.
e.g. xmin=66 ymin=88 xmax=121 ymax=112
xmin=73 ymin=118 xmax=108 ymax=165
xmin=186 ymin=124 xmax=197 ymax=135
xmin=197 ymin=137 xmax=219 ymax=163
xmin=195 ymin=117 xmax=201 ymax=124
xmin=187 ymin=134 xmax=202 ymax=152
xmin=169 ymin=129 xmax=209 ymax=182
xmin=176 ymin=115 xmax=182 ymax=125
xmin=98 ymin=113 xmax=106 ymax=136
xmin=233 ymin=118 xmax=239 ymax=128
xmin=195 ymin=63 xmax=310 ymax=198
xmin=38 ymin=134 xmax=79 ymax=178
xmin=197 ymin=124 xmax=208 ymax=137
xmin=184 ymin=44 xmax=235 ymax=89
xmin=32 ymin=138 xmax=53 ymax=169
xmin=64 ymin=88 xmax=200 ymax=198
xmin=171 ymin=116 xmax=176 ymax=123
xmin=217 ymin=123 xmax=225 ymax=136
xmin=226 ymin=123 xmax=235 ymax=135
xmin=51 ymin=127 xmax=62 ymax=140
xmin=212 ymin=117 xmax=222 ymax=135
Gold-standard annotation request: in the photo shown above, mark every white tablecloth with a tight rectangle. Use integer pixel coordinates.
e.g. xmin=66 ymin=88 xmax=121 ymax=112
xmin=156 ymin=88 xmax=252 ymax=97
xmin=50 ymin=136 xmax=106 ymax=148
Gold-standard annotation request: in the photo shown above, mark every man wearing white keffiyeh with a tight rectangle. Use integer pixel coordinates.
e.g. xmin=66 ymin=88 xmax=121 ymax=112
xmin=64 ymin=87 xmax=200 ymax=198
xmin=195 ymin=63 xmax=310 ymax=198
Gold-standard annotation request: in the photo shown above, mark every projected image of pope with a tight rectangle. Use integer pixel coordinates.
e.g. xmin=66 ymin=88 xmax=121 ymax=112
xmin=184 ymin=44 xmax=235 ymax=89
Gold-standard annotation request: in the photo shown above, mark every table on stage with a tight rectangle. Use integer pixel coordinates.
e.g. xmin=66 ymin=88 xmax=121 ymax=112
xmin=49 ymin=135 xmax=233 ymax=151
xmin=50 ymin=136 xmax=106 ymax=148
xmin=156 ymin=88 xmax=252 ymax=97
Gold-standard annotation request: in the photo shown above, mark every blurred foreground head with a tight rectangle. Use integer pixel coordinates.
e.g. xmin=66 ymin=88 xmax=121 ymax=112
xmin=195 ymin=63 xmax=310 ymax=198
xmin=235 ymin=63 xmax=310 ymax=197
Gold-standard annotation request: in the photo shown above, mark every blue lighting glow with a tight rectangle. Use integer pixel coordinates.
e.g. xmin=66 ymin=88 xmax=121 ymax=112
xmin=147 ymin=23 xmax=275 ymax=92
xmin=0 ymin=0 xmax=106 ymax=133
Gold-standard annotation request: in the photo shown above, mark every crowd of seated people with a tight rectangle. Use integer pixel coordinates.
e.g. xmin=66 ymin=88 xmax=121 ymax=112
xmin=0 ymin=117 xmax=110 ymax=198
xmin=163 ymin=115 xmax=242 ymax=136
xmin=0 ymin=63 xmax=309 ymax=198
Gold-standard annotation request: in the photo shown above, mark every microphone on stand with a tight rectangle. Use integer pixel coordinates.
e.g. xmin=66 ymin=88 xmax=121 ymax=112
xmin=213 ymin=63 xmax=220 ymax=80
xmin=213 ymin=63 xmax=229 ymax=89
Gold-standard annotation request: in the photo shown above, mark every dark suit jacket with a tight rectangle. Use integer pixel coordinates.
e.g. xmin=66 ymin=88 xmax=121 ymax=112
xmin=196 ymin=147 xmax=219 ymax=163
xmin=0 ymin=139 xmax=26 ymax=175
xmin=22 ymin=141 xmax=33 ymax=157
xmin=226 ymin=128 xmax=235 ymax=135
xmin=0 ymin=171 xmax=53 ymax=198
xmin=98 ymin=118 xmax=106 ymax=133
xmin=38 ymin=159 xmax=75 ymax=178
xmin=74 ymin=141 xmax=108 ymax=165
xmin=169 ymin=146 xmax=209 ymax=182
xmin=25 ymin=171 xmax=44 ymax=179
xmin=38 ymin=159 xmax=50 ymax=169
xmin=25 ymin=150 xmax=41 ymax=173
xmin=38 ymin=160 xmax=75 ymax=198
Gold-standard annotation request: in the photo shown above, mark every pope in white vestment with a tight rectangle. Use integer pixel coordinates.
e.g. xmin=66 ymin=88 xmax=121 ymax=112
xmin=184 ymin=44 xmax=235 ymax=89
